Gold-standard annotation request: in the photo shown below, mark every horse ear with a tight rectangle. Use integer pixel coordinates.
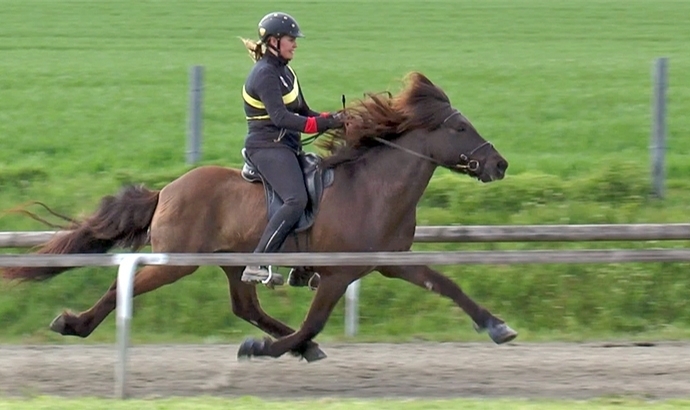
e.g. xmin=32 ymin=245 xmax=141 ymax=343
xmin=406 ymin=71 xmax=435 ymax=87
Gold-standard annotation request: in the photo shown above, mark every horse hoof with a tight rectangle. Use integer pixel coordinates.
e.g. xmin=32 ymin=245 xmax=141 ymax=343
xmin=49 ymin=314 xmax=66 ymax=334
xmin=474 ymin=319 xmax=518 ymax=344
xmin=302 ymin=344 xmax=327 ymax=363
xmin=488 ymin=323 xmax=518 ymax=344
xmin=49 ymin=313 xmax=78 ymax=336
xmin=49 ymin=313 xmax=82 ymax=337
xmin=237 ymin=337 xmax=266 ymax=360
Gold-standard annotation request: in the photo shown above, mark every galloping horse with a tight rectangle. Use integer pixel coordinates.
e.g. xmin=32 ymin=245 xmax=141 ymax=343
xmin=2 ymin=72 xmax=516 ymax=361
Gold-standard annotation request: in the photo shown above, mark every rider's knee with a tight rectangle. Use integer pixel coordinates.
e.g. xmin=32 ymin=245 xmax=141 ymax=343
xmin=285 ymin=190 xmax=308 ymax=211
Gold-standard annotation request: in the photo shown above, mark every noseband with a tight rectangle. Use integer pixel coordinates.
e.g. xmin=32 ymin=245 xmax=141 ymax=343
xmin=372 ymin=110 xmax=493 ymax=174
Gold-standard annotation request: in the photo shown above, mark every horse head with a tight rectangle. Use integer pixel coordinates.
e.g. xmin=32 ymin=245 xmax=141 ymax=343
xmin=424 ymin=107 xmax=508 ymax=183
xmin=319 ymin=72 xmax=508 ymax=183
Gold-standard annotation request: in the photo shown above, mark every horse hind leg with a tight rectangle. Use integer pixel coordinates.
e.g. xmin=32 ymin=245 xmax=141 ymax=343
xmin=50 ymin=264 xmax=198 ymax=338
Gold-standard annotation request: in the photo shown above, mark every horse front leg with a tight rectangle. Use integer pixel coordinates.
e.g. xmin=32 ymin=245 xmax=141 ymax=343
xmin=377 ymin=265 xmax=517 ymax=344
xmin=222 ymin=266 xmax=326 ymax=362
xmin=236 ymin=270 xmax=353 ymax=360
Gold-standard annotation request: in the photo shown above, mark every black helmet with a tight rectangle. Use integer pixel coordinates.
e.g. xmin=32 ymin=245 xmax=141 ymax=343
xmin=257 ymin=12 xmax=304 ymax=42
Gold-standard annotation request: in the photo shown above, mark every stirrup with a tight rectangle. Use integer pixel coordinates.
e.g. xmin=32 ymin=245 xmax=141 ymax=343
xmin=307 ymin=273 xmax=320 ymax=291
xmin=261 ymin=266 xmax=275 ymax=285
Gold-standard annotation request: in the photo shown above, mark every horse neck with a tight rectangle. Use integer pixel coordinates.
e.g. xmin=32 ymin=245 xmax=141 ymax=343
xmin=352 ymin=130 xmax=437 ymax=208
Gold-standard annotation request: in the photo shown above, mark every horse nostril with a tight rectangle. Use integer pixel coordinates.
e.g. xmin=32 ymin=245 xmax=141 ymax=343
xmin=497 ymin=160 xmax=508 ymax=173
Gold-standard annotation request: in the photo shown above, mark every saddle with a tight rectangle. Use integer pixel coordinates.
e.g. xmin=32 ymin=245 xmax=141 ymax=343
xmin=240 ymin=148 xmax=335 ymax=233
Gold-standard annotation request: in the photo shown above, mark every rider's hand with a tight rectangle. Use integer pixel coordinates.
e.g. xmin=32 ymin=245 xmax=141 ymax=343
xmin=315 ymin=112 xmax=345 ymax=131
xmin=330 ymin=111 xmax=346 ymax=124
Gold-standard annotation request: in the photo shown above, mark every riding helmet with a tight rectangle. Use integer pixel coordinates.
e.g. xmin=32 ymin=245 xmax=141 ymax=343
xmin=257 ymin=12 xmax=304 ymax=42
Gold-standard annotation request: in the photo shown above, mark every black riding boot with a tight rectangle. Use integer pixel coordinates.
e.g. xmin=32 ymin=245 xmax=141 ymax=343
xmin=241 ymin=216 xmax=297 ymax=283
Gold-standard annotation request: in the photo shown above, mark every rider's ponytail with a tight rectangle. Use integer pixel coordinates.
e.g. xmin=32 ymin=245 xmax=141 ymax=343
xmin=239 ymin=37 xmax=264 ymax=62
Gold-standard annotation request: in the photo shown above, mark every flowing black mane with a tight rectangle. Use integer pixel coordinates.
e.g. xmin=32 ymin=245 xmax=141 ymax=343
xmin=318 ymin=72 xmax=453 ymax=167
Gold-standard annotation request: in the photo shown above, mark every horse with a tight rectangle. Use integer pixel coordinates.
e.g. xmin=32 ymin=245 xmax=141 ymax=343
xmin=1 ymin=71 xmax=516 ymax=362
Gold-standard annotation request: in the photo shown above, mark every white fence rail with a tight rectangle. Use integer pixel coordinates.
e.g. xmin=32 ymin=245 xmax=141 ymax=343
xmin=3 ymin=249 xmax=690 ymax=267
xmin=3 ymin=223 xmax=690 ymax=248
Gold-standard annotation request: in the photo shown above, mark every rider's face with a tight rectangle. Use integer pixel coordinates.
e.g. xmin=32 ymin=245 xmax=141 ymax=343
xmin=269 ymin=36 xmax=297 ymax=61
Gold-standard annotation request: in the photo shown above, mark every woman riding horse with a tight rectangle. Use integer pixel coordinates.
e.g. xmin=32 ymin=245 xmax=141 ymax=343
xmin=240 ymin=12 xmax=344 ymax=284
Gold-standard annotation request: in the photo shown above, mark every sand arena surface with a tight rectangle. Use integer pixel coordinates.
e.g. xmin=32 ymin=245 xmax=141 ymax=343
xmin=1 ymin=342 xmax=688 ymax=399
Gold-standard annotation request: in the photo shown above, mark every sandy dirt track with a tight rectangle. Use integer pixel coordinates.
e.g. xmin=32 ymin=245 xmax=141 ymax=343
xmin=1 ymin=342 xmax=688 ymax=400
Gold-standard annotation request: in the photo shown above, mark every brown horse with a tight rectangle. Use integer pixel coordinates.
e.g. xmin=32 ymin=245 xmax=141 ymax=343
xmin=2 ymin=72 xmax=516 ymax=362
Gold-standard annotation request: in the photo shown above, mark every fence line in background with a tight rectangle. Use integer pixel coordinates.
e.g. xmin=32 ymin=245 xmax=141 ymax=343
xmin=3 ymin=223 xmax=690 ymax=248
xmin=412 ymin=223 xmax=690 ymax=242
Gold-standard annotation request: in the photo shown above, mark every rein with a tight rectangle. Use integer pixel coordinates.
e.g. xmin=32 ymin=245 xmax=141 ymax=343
xmin=373 ymin=110 xmax=492 ymax=174
xmin=301 ymin=100 xmax=491 ymax=175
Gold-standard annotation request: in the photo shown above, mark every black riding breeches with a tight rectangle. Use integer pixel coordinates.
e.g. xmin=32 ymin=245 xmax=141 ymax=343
xmin=245 ymin=147 xmax=308 ymax=253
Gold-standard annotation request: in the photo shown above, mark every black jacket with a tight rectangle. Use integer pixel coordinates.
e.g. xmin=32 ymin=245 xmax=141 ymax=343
xmin=242 ymin=52 xmax=321 ymax=152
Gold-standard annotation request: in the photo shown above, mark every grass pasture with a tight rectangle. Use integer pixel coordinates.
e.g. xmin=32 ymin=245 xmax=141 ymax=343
xmin=2 ymin=0 xmax=690 ymax=185
xmin=1 ymin=0 xmax=690 ymax=343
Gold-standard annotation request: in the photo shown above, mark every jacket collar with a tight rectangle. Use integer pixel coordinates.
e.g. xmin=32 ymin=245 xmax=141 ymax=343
xmin=264 ymin=50 xmax=288 ymax=67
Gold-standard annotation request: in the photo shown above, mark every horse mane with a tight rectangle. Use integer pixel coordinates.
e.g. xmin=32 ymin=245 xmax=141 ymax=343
xmin=318 ymin=71 xmax=452 ymax=168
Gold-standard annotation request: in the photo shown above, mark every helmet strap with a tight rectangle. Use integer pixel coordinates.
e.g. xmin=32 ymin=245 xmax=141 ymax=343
xmin=266 ymin=36 xmax=289 ymax=63
xmin=266 ymin=36 xmax=281 ymax=53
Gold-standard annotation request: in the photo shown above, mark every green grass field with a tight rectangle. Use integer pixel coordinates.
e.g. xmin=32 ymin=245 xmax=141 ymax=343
xmin=2 ymin=0 xmax=690 ymax=346
xmin=2 ymin=0 xmax=690 ymax=187
xmin=2 ymin=397 xmax=690 ymax=410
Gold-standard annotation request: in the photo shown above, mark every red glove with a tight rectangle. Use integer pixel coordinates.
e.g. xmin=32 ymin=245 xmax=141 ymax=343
xmin=304 ymin=112 xmax=344 ymax=133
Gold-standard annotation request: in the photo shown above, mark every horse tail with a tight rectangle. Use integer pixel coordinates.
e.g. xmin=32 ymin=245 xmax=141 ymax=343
xmin=2 ymin=185 xmax=160 ymax=282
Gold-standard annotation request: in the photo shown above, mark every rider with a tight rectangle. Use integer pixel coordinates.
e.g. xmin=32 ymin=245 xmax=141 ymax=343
xmin=240 ymin=12 xmax=343 ymax=283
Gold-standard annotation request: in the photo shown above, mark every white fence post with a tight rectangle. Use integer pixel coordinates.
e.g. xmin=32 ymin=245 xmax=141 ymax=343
xmin=651 ymin=57 xmax=668 ymax=199
xmin=114 ymin=253 xmax=169 ymax=399
xmin=186 ymin=65 xmax=204 ymax=165
xmin=345 ymin=279 xmax=360 ymax=337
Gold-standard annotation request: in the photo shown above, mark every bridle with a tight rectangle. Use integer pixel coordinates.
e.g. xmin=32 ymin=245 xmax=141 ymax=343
xmin=372 ymin=110 xmax=493 ymax=174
